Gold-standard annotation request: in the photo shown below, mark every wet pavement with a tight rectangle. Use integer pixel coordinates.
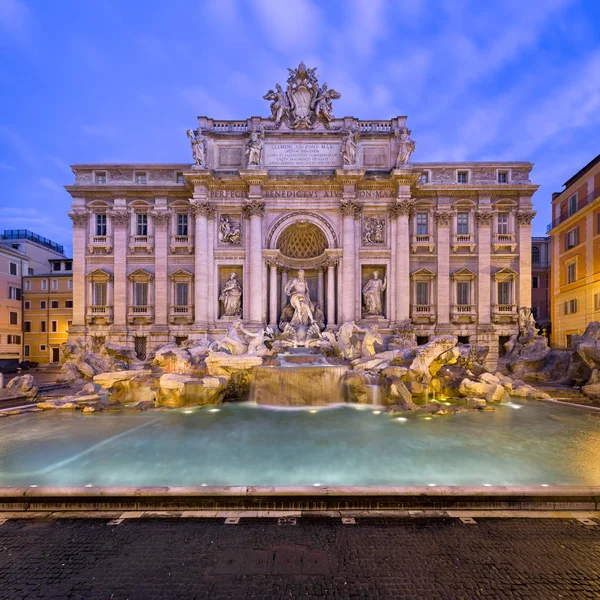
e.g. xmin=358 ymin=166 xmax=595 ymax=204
xmin=1 ymin=516 xmax=599 ymax=598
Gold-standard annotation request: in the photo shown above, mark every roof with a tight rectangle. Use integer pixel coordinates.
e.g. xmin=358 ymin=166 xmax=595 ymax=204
xmin=563 ymin=153 xmax=600 ymax=189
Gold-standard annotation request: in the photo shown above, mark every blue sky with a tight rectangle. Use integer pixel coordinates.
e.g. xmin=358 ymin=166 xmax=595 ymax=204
xmin=1 ymin=0 xmax=600 ymax=255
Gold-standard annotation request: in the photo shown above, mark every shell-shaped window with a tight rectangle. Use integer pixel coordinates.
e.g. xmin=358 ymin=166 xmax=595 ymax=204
xmin=277 ymin=222 xmax=328 ymax=259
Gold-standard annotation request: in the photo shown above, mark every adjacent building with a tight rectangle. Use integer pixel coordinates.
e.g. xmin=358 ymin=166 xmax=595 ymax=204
xmin=531 ymin=236 xmax=550 ymax=332
xmin=66 ymin=63 xmax=538 ymax=367
xmin=22 ymin=258 xmax=73 ymax=364
xmin=548 ymin=153 xmax=600 ymax=348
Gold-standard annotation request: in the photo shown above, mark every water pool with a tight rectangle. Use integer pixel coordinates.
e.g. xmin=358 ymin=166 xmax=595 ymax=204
xmin=1 ymin=400 xmax=600 ymax=487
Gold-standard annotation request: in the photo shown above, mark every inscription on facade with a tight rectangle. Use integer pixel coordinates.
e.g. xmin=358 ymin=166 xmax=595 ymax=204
xmin=264 ymin=143 xmax=340 ymax=167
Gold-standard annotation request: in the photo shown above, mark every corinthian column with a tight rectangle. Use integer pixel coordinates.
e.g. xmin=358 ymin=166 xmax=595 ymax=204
xmin=151 ymin=209 xmax=169 ymax=326
xmin=326 ymin=259 xmax=337 ymax=328
xmin=191 ymin=201 xmax=213 ymax=327
xmin=108 ymin=208 xmax=129 ymax=327
xmin=476 ymin=209 xmax=494 ymax=324
xmin=340 ymin=199 xmax=360 ymax=322
xmin=267 ymin=261 xmax=278 ymax=328
xmin=435 ymin=208 xmax=453 ymax=325
xmin=68 ymin=210 xmax=88 ymax=333
xmin=390 ymin=200 xmax=413 ymax=321
xmin=243 ymin=199 xmax=265 ymax=324
xmin=516 ymin=209 xmax=536 ymax=309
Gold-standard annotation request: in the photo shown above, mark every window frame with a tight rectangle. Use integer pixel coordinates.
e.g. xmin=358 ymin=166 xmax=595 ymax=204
xmin=9 ymin=262 xmax=18 ymax=276
xmin=96 ymin=213 xmax=107 ymax=236
xmin=456 ymin=212 xmax=469 ymax=235
xmin=415 ymin=212 xmax=429 ymax=235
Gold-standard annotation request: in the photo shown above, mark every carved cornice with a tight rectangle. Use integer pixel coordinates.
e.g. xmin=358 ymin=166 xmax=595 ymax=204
xmin=389 ymin=168 xmax=421 ymax=187
xmin=238 ymin=169 xmax=269 ymax=187
xmin=150 ymin=210 xmax=170 ymax=226
xmin=475 ymin=211 xmax=495 ymax=226
xmin=183 ymin=171 xmax=214 ymax=187
xmin=434 ymin=211 xmax=454 ymax=226
xmin=340 ymin=199 xmax=362 ymax=218
xmin=107 ymin=209 xmax=129 ymax=227
xmin=68 ymin=211 xmax=88 ymax=227
xmin=335 ymin=169 xmax=365 ymax=186
xmin=191 ymin=201 xmax=216 ymax=219
xmin=243 ymin=199 xmax=265 ymax=218
xmin=388 ymin=200 xmax=413 ymax=218
xmin=516 ymin=210 xmax=536 ymax=225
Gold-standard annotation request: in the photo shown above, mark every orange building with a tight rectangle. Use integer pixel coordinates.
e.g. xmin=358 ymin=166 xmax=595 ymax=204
xmin=549 ymin=153 xmax=600 ymax=347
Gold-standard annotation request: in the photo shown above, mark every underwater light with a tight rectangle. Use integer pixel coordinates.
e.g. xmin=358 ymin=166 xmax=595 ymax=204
xmin=541 ymin=484 xmax=549 ymax=487
xmin=183 ymin=410 xmax=194 ymax=414
xmin=84 ymin=484 xmax=94 ymax=488
xmin=30 ymin=485 xmax=37 ymax=488
xmin=313 ymin=483 xmax=321 ymax=487
xmin=483 ymin=484 xmax=492 ymax=487
xmin=443 ymin=402 xmax=451 ymax=406
xmin=395 ymin=417 xmax=407 ymax=422
xmin=424 ymin=416 xmax=432 ymax=420
xmin=309 ymin=409 xmax=318 ymax=414
xmin=208 ymin=408 xmax=221 ymax=413
xmin=428 ymin=483 xmax=436 ymax=487
xmin=505 ymin=403 xmax=522 ymax=409
xmin=372 ymin=410 xmax=381 ymax=415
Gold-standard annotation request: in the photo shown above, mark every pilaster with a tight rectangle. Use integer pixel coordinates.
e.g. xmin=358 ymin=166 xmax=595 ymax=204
xmin=516 ymin=208 xmax=536 ymax=309
xmin=435 ymin=208 xmax=453 ymax=325
xmin=107 ymin=207 xmax=129 ymax=328
xmin=151 ymin=208 xmax=169 ymax=327
xmin=68 ymin=209 xmax=88 ymax=333
xmin=476 ymin=208 xmax=494 ymax=324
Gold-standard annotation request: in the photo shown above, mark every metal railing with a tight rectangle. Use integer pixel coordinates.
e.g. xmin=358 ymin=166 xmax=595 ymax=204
xmin=1 ymin=229 xmax=64 ymax=254
xmin=547 ymin=187 xmax=600 ymax=231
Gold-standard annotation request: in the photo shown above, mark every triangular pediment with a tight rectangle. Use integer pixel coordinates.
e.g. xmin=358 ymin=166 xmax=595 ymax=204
xmin=128 ymin=268 xmax=153 ymax=280
xmin=493 ymin=267 xmax=518 ymax=280
xmin=87 ymin=268 xmax=112 ymax=280
xmin=411 ymin=267 xmax=436 ymax=278
xmin=452 ymin=267 xmax=477 ymax=278
xmin=170 ymin=268 xmax=193 ymax=278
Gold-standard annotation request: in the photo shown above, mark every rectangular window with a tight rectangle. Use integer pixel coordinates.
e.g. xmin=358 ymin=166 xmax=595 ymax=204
xmin=24 ymin=279 xmax=31 ymax=291
xmin=40 ymin=300 xmax=46 ymax=309
xmin=566 ymin=227 xmax=579 ymax=249
xmin=597 ymin=213 xmax=600 ymax=235
xmin=498 ymin=171 xmax=508 ymax=184
xmin=456 ymin=282 xmax=470 ymax=305
xmin=176 ymin=172 xmax=184 ymax=183
xmin=136 ymin=213 xmax=148 ymax=236
xmin=595 ymin=293 xmax=600 ymax=311
xmin=40 ymin=344 xmax=46 ymax=352
xmin=51 ymin=300 xmax=59 ymax=309
xmin=567 ymin=262 xmax=577 ymax=284
xmin=7 ymin=335 xmax=21 ymax=344
xmin=53 ymin=262 xmax=61 ymax=271
xmin=52 ymin=279 xmax=58 ymax=290
xmin=65 ymin=261 xmax=72 ymax=271
xmin=8 ymin=286 xmax=21 ymax=300
xmin=24 ymin=301 xmax=31 ymax=309
xmin=566 ymin=334 xmax=573 ymax=348
xmin=28 ymin=267 xmax=33 ymax=275
xmin=419 ymin=172 xmax=429 ymax=184
xmin=67 ymin=320 xmax=72 ymax=329
xmin=24 ymin=321 xmax=31 ymax=332
xmin=93 ymin=282 xmax=107 ymax=306
xmin=498 ymin=281 xmax=511 ymax=305
xmin=66 ymin=300 xmax=73 ymax=308
xmin=135 ymin=282 xmax=148 ymax=306
xmin=568 ymin=194 xmax=577 ymax=216
xmin=40 ymin=320 xmax=46 ymax=332
xmin=570 ymin=299 xmax=578 ymax=314
xmin=415 ymin=282 xmax=429 ymax=305
xmin=456 ymin=212 xmax=469 ymax=234
xmin=457 ymin=171 xmax=468 ymax=184
xmin=9 ymin=262 xmax=17 ymax=276
xmin=532 ymin=307 xmax=538 ymax=320
xmin=96 ymin=214 xmax=107 ymax=236
xmin=177 ymin=214 xmax=188 ymax=236
xmin=95 ymin=171 xmax=106 ymax=184
xmin=497 ymin=213 xmax=509 ymax=234
xmin=24 ymin=345 xmax=30 ymax=357
xmin=41 ymin=279 xmax=47 ymax=290
xmin=51 ymin=321 xmax=58 ymax=333
xmin=135 ymin=172 xmax=147 ymax=184
xmin=9 ymin=312 xmax=18 ymax=325
xmin=416 ymin=213 xmax=428 ymax=235
xmin=68 ymin=279 xmax=73 ymax=289
xmin=532 ymin=276 xmax=539 ymax=289
xmin=175 ymin=282 xmax=189 ymax=306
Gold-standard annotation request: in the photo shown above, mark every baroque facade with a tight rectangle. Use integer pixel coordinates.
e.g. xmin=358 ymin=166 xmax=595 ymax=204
xmin=67 ymin=63 xmax=537 ymax=365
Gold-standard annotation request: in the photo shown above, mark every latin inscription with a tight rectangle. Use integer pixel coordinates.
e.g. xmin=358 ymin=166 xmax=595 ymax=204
xmin=265 ymin=143 xmax=340 ymax=168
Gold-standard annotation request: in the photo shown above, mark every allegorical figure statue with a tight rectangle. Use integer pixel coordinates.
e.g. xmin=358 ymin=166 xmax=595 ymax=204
xmin=394 ymin=126 xmax=416 ymax=166
xmin=219 ymin=272 xmax=242 ymax=317
xmin=359 ymin=324 xmax=383 ymax=357
xmin=245 ymin=125 xmax=264 ymax=167
xmin=362 ymin=270 xmax=387 ymax=317
xmin=186 ymin=129 xmax=207 ymax=167
xmin=312 ymin=83 xmax=341 ymax=123
xmin=284 ymin=269 xmax=315 ymax=328
xmin=341 ymin=126 xmax=360 ymax=165
xmin=219 ymin=216 xmax=241 ymax=245
xmin=263 ymin=83 xmax=289 ymax=127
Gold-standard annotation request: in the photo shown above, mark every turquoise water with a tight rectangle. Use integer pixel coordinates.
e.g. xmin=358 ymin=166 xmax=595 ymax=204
xmin=1 ymin=400 xmax=600 ymax=487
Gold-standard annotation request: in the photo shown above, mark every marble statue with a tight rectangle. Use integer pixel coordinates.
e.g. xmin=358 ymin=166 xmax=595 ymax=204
xmin=337 ymin=321 xmax=363 ymax=359
xmin=263 ymin=84 xmax=289 ymax=128
xmin=363 ymin=216 xmax=385 ymax=245
xmin=284 ymin=269 xmax=315 ymax=329
xmin=219 ymin=272 xmax=242 ymax=317
xmin=394 ymin=126 xmax=416 ymax=166
xmin=186 ymin=129 xmax=207 ymax=167
xmin=312 ymin=83 xmax=341 ymax=124
xmin=341 ymin=127 xmax=360 ymax=165
xmin=219 ymin=216 xmax=241 ymax=245
xmin=362 ymin=270 xmax=387 ymax=317
xmin=210 ymin=320 xmax=248 ymax=355
xmin=358 ymin=324 xmax=383 ymax=357
xmin=245 ymin=126 xmax=264 ymax=166
xmin=241 ymin=325 xmax=273 ymax=357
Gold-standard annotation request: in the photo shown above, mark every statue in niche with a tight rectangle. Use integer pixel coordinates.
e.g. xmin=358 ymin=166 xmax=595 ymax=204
xmin=219 ymin=216 xmax=241 ymax=245
xmin=245 ymin=125 xmax=264 ymax=167
xmin=186 ymin=129 xmax=207 ymax=167
xmin=312 ymin=83 xmax=341 ymax=124
xmin=341 ymin=126 xmax=360 ymax=165
xmin=263 ymin=84 xmax=290 ymax=128
xmin=284 ymin=269 xmax=316 ymax=329
xmin=394 ymin=126 xmax=416 ymax=166
xmin=362 ymin=270 xmax=387 ymax=317
xmin=219 ymin=272 xmax=242 ymax=317
xmin=363 ymin=216 xmax=385 ymax=245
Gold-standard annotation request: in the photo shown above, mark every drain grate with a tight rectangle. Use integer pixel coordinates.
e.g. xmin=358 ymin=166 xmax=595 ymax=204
xmin=278 ymin=517 xmax=297 ymax=526
xmin=224 ymin=517 xmax=240 ymax=525
xmin=459 ymin=517 xmax=477 ymax=524
xmin=107 ymin=519 xmax=124 ymax=526
xmin=341 ymin=517 xmax=356 ymax=524
xmin=577 ymin=518 xmax=597 ymax=526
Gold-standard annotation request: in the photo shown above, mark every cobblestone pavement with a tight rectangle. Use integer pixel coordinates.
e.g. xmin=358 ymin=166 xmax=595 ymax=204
xmin=1 ymin=517 xmax=600 ymax=599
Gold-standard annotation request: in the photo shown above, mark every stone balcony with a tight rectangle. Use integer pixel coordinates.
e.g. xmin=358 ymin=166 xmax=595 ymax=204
xmin=128 ymin=235 xmax=154 ymax=254
xmin=451 ymin=234 xmax=476 ymax=253
xmin=411 ymin=234 xmax=435 ymax=253
xmin=492 ymin=234 xmax=517 ymax=253
xmin=87 ymin=235 xmax=113 ymax=255
xmin=450 ymin=304 xmax=476 ymax=323
xmin=492 ymin=303 xmax=518 ymax=323
xmin=169 ymin=305 xmax=194 ymax=324
xmin=169 ymin=235 xmax=194 ymax=254
xmin=86 ymin=305 xmax=113 ymax=325
xmin=411 ymin=304 xmax=436 ymax=323
xmin=127 ymin=305 xmax=154 ymax=325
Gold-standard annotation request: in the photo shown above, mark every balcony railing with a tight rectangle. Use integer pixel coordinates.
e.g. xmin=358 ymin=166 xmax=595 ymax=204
xmin=451 ymin=233 xmax=476 ymax=252
xmin=411 ymin=304 xmax=436 ymax=323
xmin=128 ymin=305 xmax=154 ymax=324
xmin=547 ymin=187 xmax=600 ymax=231
xmin=86 ymin=305 xmax=113 ymax=324
xmin=492 ymin=303 xmax=517 ymax=323
xmin=411 ymin=234 xmax=435 ymax=253
xmin=451 ymin=304 xmax=476 ymax=322
xmin=169 ymin=305 xmax=194 ymax=323
xmin=170 ymin=235 xmax=193 ymax=253
xmin=87 ymin=235 xmax=113 ymax=254
xmin=492 ymin=233 xmax=517 ymax=253
xmin=129 ymin=235 xmax=153 ymax=254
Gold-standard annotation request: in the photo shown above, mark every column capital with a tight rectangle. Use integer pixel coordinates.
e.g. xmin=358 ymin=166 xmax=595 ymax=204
xmin=325 ymin=257 xmax=339 ymax=269
xmin=434 ymin=210 xmax=454 ymax=226
xmin=243 ymin=199 xmax=265 ymax=218
xmin=191 ymin=201 xmax=215 ymax=219
xmin=475 ymin=211 xmax=495 ymax=226
xmin=516 ymin=210 xmax=536 ymax=225
xmin=68 ymin=211 xmax=88 ymax=227
xmin=388 ymin=199 xmax=413 ymax=218
xmin=239 ymin=169 xmax=269 ymax=187
xmin=340 ymin=198 xmax=362 ymax=219
xmin=150 ymin=210 xmax=170 ymax=226
xmin=107 ymin=209 xmax=129 ymax=228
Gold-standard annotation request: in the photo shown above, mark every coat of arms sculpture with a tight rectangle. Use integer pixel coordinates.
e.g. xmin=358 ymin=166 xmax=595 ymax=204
xmin=263 ymin=62 xmax=341 ymax=130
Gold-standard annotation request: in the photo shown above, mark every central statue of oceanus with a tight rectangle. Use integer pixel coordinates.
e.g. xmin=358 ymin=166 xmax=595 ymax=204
xmin=279 ymin=269 xmax=323 ymax=344
xmin=263 ymin=62 xmax=341 ymax=130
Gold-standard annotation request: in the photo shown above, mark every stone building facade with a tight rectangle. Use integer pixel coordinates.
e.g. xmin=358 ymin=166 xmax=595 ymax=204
xmin=67 ymin=64 xmax=538 ymax=365
xmin=531 ymin=236 xmax=551 ymax=333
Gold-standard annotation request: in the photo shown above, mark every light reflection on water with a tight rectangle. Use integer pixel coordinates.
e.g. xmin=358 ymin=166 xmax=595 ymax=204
xmin=1 ymin=400 xmax=600 ymax=487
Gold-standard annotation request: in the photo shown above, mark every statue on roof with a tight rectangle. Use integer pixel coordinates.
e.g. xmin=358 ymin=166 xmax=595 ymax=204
xmin=186 ymin=129 xmax=207 ymax=168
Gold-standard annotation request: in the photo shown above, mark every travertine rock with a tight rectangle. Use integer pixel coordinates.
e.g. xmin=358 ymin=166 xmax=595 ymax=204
xmin=6 ymin=374 xmax=38 ymax=398
xmin=93 ymin=369 xmax=153 ymax=389
xmin=409 ymin=335 xmax=458 ymax=383
xmin=458 ymin=378 xmax=507 ymax=403
xmin=205 ymin=352 xmax=263 ymax=377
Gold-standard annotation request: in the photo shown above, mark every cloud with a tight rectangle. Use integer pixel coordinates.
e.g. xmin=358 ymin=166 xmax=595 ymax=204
xmin=38 ymin=177 xmax=61 ymax=193
xmin=0 ymin=206 xmax=72 ymax=249
xmin=0 ymin=0 xmax=31 ymax=36
xmin=344 ymin=0 xmax=386 ymax=59
xmin=0 ymin=125 xmax=39 ymax=167
xmin=81 ymin=124 xmax=119 ymax=138
xmin=0 ymin=162 xmax=16 ymax=171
